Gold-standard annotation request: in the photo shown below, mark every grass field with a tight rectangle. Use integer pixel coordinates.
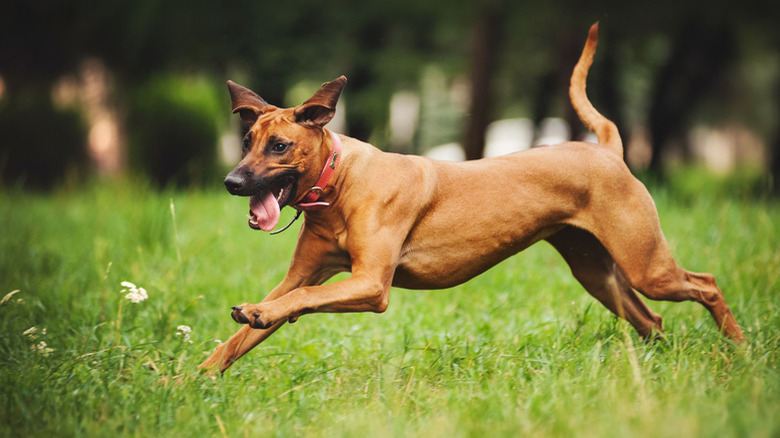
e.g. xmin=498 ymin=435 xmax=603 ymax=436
xmin=1 ymin=172 xmax=778 ymax=437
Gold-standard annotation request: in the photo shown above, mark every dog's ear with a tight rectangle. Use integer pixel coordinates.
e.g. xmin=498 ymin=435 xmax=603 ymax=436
xmin=227 ymin=80 xmax=271 ymax=126
xmin=294 ymin=76 xmax=347 ymax=127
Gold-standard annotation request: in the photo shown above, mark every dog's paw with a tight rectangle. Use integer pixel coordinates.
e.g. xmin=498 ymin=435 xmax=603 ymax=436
xmin=249 ymin=311 xmax=273 ymax=329
xmin=230 ymin=304 xmax=274 ymax=329
xmin=230 ymin=306 xmax=251 ymax=324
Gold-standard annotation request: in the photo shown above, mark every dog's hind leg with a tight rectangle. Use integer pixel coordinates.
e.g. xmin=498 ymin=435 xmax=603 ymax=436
xmin=584 ymin=186 xmax=744 ymax=342
xmin=546 ymin=226 xmax=663 ymax=338
xmin=613 ymin=248 xmax=744 ymax=342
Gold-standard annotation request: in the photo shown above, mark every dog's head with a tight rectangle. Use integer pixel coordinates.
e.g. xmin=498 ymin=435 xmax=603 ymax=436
xmin=223 ymin=76 xmax=346 ymax=231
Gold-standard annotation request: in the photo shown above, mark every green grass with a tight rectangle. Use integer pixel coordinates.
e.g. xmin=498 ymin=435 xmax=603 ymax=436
xmin=1 ymin=173 xmax=778 ymax=437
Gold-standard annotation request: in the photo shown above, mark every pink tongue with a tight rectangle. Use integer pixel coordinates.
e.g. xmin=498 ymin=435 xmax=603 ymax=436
xmin=249 ymin=191 xmax=281 ymax=232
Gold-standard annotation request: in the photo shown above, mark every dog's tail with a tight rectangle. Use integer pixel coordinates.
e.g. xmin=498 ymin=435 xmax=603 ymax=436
xmin=569 ymin=22 xmax=623 ymax=158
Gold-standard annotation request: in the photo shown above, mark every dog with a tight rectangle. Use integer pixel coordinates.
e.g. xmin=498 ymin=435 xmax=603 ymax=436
xmin=199 ymin=23 xmax=744 ymax=373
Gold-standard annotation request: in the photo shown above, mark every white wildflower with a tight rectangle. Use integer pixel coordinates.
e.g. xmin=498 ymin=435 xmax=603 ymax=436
xmin=120 ymin=281 xmax=148 ymax=303
xmin=31 ymin=340 xmax=54 ymax=357
xmin=175 ymin=325 xmax=193 ymax=343
xmin=23 ymin=326 xmax=38 ymax=340
xmin=24 ymin=327 xmax=54 ymax=356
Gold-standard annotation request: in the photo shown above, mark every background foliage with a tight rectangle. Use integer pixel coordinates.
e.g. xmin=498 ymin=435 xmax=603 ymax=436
xmin=126 ymin=75 xmax=224 ymax=187
xmin=1 ymin=0 xmax=780 ymax=188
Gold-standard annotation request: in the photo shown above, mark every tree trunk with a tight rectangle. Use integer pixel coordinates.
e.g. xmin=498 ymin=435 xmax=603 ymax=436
xmin=463 ymin=8 xmax=501 ymax=161
xmin=648 ymin=18 xmax=734 ymax=175
xmin=772 ymin=76 xmax=780 ymax=195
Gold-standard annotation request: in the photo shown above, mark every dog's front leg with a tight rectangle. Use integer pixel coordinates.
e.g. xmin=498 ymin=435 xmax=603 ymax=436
xmin=232 ymin=229 xmax=401 ymax=330
xmin=203 ymin=268 xmax=389 ymax=373
xmin=197 ymin=275 xmax=302 ymax=374
xmin=198 ymin=232 xmax=339 ymax=374
xmin=198 ymin=321 xmax=285 ymax=374
xmin=234 ymin=272 xmax=392 ymax=329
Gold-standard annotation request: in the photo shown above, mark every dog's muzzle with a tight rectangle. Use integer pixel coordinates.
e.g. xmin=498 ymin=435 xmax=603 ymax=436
xmin=223 ymin=168 xmax=297 ymax=232
xmin=224 ymin=168 xmax=254 ymax=196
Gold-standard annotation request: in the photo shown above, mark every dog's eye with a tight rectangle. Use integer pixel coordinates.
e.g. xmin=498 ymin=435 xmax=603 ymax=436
xmin=272 ymin=142 xmax=289 ymax=153
xmin=242 ymin=132 xmax=252 ymax=155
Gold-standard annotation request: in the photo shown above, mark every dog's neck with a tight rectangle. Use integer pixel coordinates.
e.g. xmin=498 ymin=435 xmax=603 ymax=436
xmin=295 ymin=130 xmax=341 ymax=210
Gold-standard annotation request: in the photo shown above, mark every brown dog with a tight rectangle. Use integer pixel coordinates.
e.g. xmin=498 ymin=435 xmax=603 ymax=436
xmin=199 ymin=23 xmax=743 ymax=373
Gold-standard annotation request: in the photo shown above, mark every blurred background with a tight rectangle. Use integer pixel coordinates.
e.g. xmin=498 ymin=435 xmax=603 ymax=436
xmin=1 ymin=0 xmax=778 ymax=191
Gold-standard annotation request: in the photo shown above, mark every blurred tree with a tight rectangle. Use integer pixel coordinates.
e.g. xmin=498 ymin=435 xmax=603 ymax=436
xmin=647 ymin=15 xmax=736 ymax=174
xmin=1 ymin=0 xmax=778 ymax=190
xmin=0 ymin=97 xmax=87 ymax=188
xmin=463 ymin=3 xmax=502 ymax=160
xmin=126 ymin=75 xmax=222 ymax=187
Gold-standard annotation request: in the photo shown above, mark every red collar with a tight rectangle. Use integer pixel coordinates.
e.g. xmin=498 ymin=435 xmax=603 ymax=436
xmin=295 ymin=130 xmax=341 ymax=210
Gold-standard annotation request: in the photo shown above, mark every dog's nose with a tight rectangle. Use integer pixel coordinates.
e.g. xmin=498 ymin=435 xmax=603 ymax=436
xmin=224 ymin=173 xmax=246 ymax=194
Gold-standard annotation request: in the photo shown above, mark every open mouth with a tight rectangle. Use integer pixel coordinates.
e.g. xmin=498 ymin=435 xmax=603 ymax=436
xmin=247 ymin=176 xmax=297 ymax=231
